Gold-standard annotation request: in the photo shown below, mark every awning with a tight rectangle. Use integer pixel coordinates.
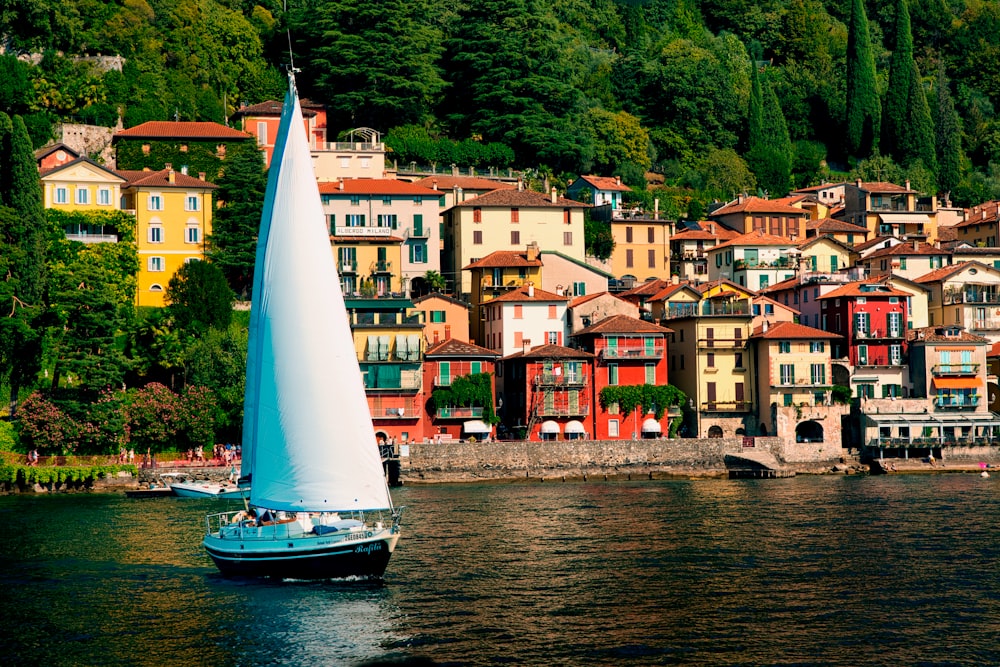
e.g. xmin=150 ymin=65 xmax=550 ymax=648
xmin=463 ymin=420 xmax=491 ymax=433
xmin=933 ymin=377 xmax=981 ymax=390
xmin=878 ymin=212 xmax=931 ymax=224
xmin=852 ymin=377 xmax=878 ymax=383
xmin=641 ymin=418 xmax=662 ymax=433
xmin=564 ymin=420 xmax=586 ymax=434
xmin=540 ymin=420 xmax=561 ymax=434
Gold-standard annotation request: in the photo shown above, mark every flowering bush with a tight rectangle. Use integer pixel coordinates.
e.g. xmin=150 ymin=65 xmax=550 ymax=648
xmin=15 ymin=392 xmax=81 ymax=455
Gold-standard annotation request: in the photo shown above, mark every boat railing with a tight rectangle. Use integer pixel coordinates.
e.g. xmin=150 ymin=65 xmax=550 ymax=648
xmin=205 ymin=510 xmax=245 ymax=535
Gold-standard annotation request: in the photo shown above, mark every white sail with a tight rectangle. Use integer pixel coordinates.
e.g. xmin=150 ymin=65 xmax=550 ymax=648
xmin=241 ymin=78 xmax=391 ymax=513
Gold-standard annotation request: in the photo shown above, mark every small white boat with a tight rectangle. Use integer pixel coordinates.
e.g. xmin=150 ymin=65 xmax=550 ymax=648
xmin=202 ymin=73 xmax=401 ymax=580
xmin=171 ymin=480 xmax=247 ymax=499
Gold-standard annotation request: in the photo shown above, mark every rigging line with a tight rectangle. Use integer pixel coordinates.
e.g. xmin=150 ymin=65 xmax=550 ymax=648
xmin=284 ymin=0 xmax=296 ymax=73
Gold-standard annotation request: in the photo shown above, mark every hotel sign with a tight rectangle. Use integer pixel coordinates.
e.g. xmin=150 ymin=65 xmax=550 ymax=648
xmin=335 ymin=226 xmax=392 ymax=237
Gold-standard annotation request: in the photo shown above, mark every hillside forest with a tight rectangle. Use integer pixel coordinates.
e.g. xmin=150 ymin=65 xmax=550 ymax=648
xmin=3 ymin=0 xmax=1000 ymax=210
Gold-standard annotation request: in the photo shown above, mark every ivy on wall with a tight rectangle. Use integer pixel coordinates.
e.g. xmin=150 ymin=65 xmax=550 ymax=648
xmin=598 ymin=383 xmax=686 ymax=420
xmin=115 ymin=139 xmax=255 ymax=182
xmin=429 ymin=372 xmax=498 ymax=424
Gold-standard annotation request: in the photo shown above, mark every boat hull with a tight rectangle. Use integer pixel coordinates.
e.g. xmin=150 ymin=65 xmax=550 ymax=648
xmin=203 ymin=526 xmax=398 ymax=580
xmin=171 ymin=482 xmax=247 ymax=499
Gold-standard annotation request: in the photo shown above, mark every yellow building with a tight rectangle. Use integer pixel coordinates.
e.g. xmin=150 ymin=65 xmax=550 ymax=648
xmin=39 ymin=157 xmax=126 ymax=222
xmin=608 ymin=215 xmax=673 ymax=282
xmin=842 ymin=180 xmax=941 ymax=244
xmin=119 ymin=167 xmax=216 ymax=307
xmin=796 ymin=235 xmax=858 ymax=274
xmin=441 ymin=186 xmax=588 ymax=297
xmin=914 ymin=261 xmax=1000 ymax=342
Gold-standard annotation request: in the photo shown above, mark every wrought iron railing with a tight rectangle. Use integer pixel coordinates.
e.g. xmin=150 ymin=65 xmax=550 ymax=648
xmin=931 ymin=364 xmax=979 ymax=375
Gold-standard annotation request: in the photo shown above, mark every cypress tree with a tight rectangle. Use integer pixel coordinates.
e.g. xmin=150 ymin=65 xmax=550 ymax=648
xmin=934 ymin=65 xmax=963 ymax=196
xmin=748 ymin=54 xmax=764 ymax=152
xmin=845 ymin=0 xmax=880 ymax=158
xmin=747 ymin=60 xmax=793 ymax=197
xmin=883 ymin=0 xmax=936 ymax=176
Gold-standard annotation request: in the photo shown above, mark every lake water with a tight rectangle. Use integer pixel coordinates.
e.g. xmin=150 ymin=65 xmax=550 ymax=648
xmin=1 ymin=474 xmax=998 ymax=666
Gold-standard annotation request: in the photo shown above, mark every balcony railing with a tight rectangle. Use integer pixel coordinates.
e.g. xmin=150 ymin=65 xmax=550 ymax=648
xmin=971 ymin=320 xmax=1000 ymax=331
xmin=600 ymin=346 xmax=664 ymax=359
xmin=771 ymin=379 xmax=828 ymax=388
xmin=339 ymin=260 xmax=358 ymax=273
xmin=854 ymin=329 xmax=904 ymax=340
xmin=671 ymin=251 xmax=707 ymax=261
xmin=868 ymin=436 xmax=998 ymax=449
xmin=65 ymin=233 xmax=118 ymax=243
xmin=370 ymin=260 xmax=392 ymax=273
xmin=435 ymin=406 xmax=485 ymax=419
xmin=701 ymin=401 xmax=753 ymax=412
xmin=734 ymin=257 xmax=795 ymax=270
xmin=538 ymin=404 xmax=591 ymax=417
xmin=934 ymin=396 xmax=981 ymax=409
xmin=931 ymin=364 xmax=980 ymax=375
xmin=664 ymin=301 xmax=750 ymax=319
xmin=406 ymin=226 xmax=430 ymax=239
xmin=368 ymin=398 xmax=421 ymax=420
xmin=533 ymin=373 xmax=588 ymax=386
xmin=942 ymin=290 xmax=1000 ymax=305
xmin=698 ymin=338 xmax=747 ymax=349
xmin=856 ymin=356 xmax=907 ymax=367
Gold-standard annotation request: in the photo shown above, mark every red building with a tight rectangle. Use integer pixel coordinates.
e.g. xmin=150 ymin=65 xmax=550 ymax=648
xmin=817 ymin=280 xmax=910 ymax=398
xmin=499 ymin=344 xmax=595 ymax=441
xmin=422 ymin=338 xmax=500 ymax=442
xmin=232 ymin=99 xmax=327 ymax=167
xmin=571 ymin=314 xmax=673 ymax=440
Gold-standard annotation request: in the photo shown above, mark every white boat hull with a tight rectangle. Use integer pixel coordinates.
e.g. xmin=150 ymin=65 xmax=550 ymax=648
xmin=171 ymin=482 xmax=247 ymax=499
xmin=203 ymin=511 xmax=399 ymax=579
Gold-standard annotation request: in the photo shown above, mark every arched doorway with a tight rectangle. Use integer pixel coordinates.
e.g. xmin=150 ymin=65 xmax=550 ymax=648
xmin=796 ymin=421 xmax=824 ymax=443
xmin=707 ymin=425 xmax=724 ymax=438
xmin=409 ymin=276 xmax=429 ymax=298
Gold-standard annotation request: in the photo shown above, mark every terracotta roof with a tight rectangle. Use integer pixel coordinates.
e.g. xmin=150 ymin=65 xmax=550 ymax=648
xmin=233 ymin=100 xmax=316 ymax=117
xmin=34 ymin=143 xmax=80 ymax=160
xmin=670 ymin=226 xmax=740 ymax=241
xmin=573 ymin=175 xmax=632 ymax=192
xmin=989 ymin=341 xmax=1000 ymax=358
xmin=757 ymin=275 xmax=799 ymax=294
xmin=424 ymin=338 xmax=498 ymax=358
xmin=817 ymin=280 xmax=910 ymax=299
xmin=115 ymin=168 xmax=217 ymax=189
xmin=793 ymin=182 xmax=847 ymax=194
xmin=573 ymin=314 xmax=672 ymax=336
xmin=908 ymin=326 xmax=989 ymax=344
xmin=754 ymin=294 xmax=799 ymax=315
xmin=772 ymin=194 xmax=809 ymax=206
xmin=318 ymin=179 xmax=440 ymax=196
xmin=806 ymin=217 xmax=868 ymax=234
xmin=711 ymin=229 xmax=800 ymax=250
xmin=950 ymin=244 xmax=1000 ymax=256
xmin=502 ymin=343 xmax=594 ymax=361
xmin=450 ymin=188 xmax=589 ymax=209
xmin=853 ymin=236 xmax=899 ymax=253
xmin=488 ymin=284 xmax=568 ymax=303
xmin=114 ymin=121 xmax=252 ymax=141
xmin=913 ymin=261 xmax=976 ymax=284
xmin=617 ymin=279 xmax=671 ymax=299
xmin=956 ymin=200 xmax=1000 ymax=228
xmin=648 ymin=282 xmax=701 ymax=302
xmin=797 ymin=234 xmax=857 ymax=254
xmin=750 ymin=321 xmax=841 ymax=340
xmin=412 ymin=176 xmax=516 ymax=192
xmin=709 ymin=196 xmax=808 ymax=216
xmin=568 ymin=292 xmax=617 ymax=308
xmin=937 ymin=225 xmax=958 ymax=242
xmin=864 ymin=241 xmax=950 ymax=260
xmin=40 ymin=156 xmax=125 ymax=181
xmin=463 ymin=250 xmax=543 ymax=270
xmin=852 ymin=181 xmax=915 ymax=194
xmin=412 ymin=292 xmax=470 ymax=308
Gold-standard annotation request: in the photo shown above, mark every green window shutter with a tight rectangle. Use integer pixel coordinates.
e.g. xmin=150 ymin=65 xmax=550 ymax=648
xmin=409 ymin=244 xmax=414 ymax=263
xmin=414 ymin=214 xmax=423 ymax=236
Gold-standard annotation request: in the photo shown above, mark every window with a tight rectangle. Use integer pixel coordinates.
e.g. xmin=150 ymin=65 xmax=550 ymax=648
xmin=563 ymin=209 xmax=571 ymax=224
xmin=626 ymin=249 xmax=634 ymax=268
xmin=854 ymin=312 xmax=870 ymax=336
xmin=573 ymin=281 xmax=586 ymax=296
xmin=148 ymin=256 xmax=164 ymax=272
xmin=734 ymin=352 xmax=744 ymax=369
xmin=707 ymin=352 xmax=715 ymax=368
xmin=511 ymin=230 xmax=520 ymax=245
xmin=511 ymin=208 xmax=519 ymax=223
xmin=76 ymin=188 xmax=89 ymax=205
xmin=55 ymin=187 xmax=68 ymax=204
xmin=350 ymin=195 xmax=361 ymax=206
xmin=810 ymin=341 xmax=825 ymax=353
xmin=377 ymin=214 xmax=397 ymax=228
xmin=547 ymin=331 xmax=559 ymax=344
xmin=810 ymin=363 xmax=825 ymax=384
xmin=514 ymin=304 xmax=523 ymax=319
xmin=148 ymin=225 xmax=163 ymax=243
xmin=186 ymin=226 xmax=200 ymax=243
xmin=563 ymin=231 xmax=572 ymax=245
xmin=609 ymin=419 xmax=619 ymax=437
xmin=626 ymin=227 xmax=633 ymax=243
xmin=98 ymin=188 xmax=111 ymax=205
xmin=185 ymin=195 xmax=199 ymax=211
xmin=548 ymin=304 xmax=557 ymax=319
xmin=779 ymin=341 xmax=791 ymax=353
xmin=383 ymin=196 xmax=392 ymax=206
xmin=257 ymin=122 xmax=267 ymax=146
xmin=890 ymin=344 xmax=902 ymax=365
xmin=888 ymin=311 xmax=902 ymax=337
xmin=148 ymin=194 xmax=163 ymax=211
xmin=608 ymin=363 xmax=619 ymax=385
xmin=648 ymin=227 xmax=655 ymax=243
xmin=645 ymin=363 xmax=656 ymax=384
xmin=648 ymin=249 xmax=656 ymax=268
xmin=410 ymin=243 xmax=426 ymax=263
xmin=765 ymin=304 xmax=774 ymax=315
xmin=473 ymin=207 xmax=482 ymax=223
xmin=430 ymin=310 xmax=445 ymax=323
xmin=780 ymin=363 xmax=794 ymax=384
xmin=857 ymin=344 xmax=868 ymax=365
xmin=473 ymin=230 xmax=483 ymax=244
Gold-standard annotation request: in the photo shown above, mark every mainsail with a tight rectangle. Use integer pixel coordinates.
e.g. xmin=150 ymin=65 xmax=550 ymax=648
xmin=239 ymin=76 xmax=391 ymax=513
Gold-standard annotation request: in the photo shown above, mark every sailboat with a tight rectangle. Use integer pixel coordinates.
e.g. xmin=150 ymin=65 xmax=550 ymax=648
xmin=202 ymin=73 xmax=402 ymax=579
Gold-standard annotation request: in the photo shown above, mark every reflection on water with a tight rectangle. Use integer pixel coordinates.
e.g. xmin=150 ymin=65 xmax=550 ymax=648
xmin=1 ymin=475 xmax=999 ymax=666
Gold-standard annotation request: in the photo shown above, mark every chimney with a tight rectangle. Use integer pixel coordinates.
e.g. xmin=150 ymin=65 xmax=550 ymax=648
xmin=527 ymin=283 xmax=535 ymax=297
xmin=432 ymin=179 xmax=438 ymax=191
xmin=517 ymin=178 xmax=524 ymax=191
xmin=433 ymin=330 xmax=440 ymax=344
xmin=526 ymin=241 xmax=540 ymax=262
xmin=913 ymin=239 xmax=919 ymax=251
xmin=856 ymin=178 xmax=862 ymax=187
xmin=616 ymin=176 xmax=621 ymax=186
xmin=654 ymin=198 xmax=660 ymax=219
xmin=167 ymin=167 xmax=175 ymax=184
xmin=710 ymin=223 xmax=716 ymax=234
xmin=671 ymin=274 xmax=679 ymax=285
xmin=905 ymin=179 xmax=911 ymax=191
xmin=444 ymin=324 xmax=451 ymax=340
xmin=551 ymin=187 xmax=557 ymax=204
xmin=198 ymin=172 xmax=206 ymax=181
xmin=164 ymin=163 xmax=172 ymax=171
xmin=556 ymin=285 xmax=564 ymax=296
xmin=339 ymin=180 xmax=344 ymax=190
xmin=457 ymin=186 xmax=463 ymax=201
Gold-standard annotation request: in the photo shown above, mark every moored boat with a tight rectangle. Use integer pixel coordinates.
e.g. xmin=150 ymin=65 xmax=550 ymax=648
xmin=201 ymin=72 xmax=402 ymax=580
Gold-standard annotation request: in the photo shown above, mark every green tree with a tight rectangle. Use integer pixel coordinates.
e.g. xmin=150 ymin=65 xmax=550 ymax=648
xmin=748 ymin=69 xmax=793 ymax=197
xmin=292 ymin=0 xmax=446 ymax=131
xmin=125 ymin=382 xmax=182 ymax=454
xmin=422 ymin=270 xmax=447 ymax=293
xmin=585 ymin=108 xmax=651 ymax=175
xmin=184 ymin=323 xmax=247 ymax=440
xmin=696 ymin=148 xmax=757 ymax=200
xmin=166 ymin=260 xmax=235 ymax=335
xmin=845 ymin=0 xmax=881 ymax=158
xmin=933 ymin=65 xmax=964 ymax=196
xmin=585 ymin=218 xmax=615 ymax=261
xmin=208 ymin=144 xmax=267 ymax=298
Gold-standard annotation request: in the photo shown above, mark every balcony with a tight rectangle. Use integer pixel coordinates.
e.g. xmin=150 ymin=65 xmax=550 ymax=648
xmin=368 ymin=398 xmax=421 ymax=420
xmin=934 ymin=396 xmax=981 ymax=410
xmin=971 ymin=319 xmax=1000 ymax=331
xmin=600 ymin=346 xmax=664 ymax=360
xmin=533 ymin=373 xmax=588 ymax=386
xmin=339 ymin=260 xmax=358 ymax=274
xmin=701 ymin=401 xmax=752 ymax=412
xmin=671 ymin=251 xmax=707 ymax=261
xmin=435 ymin=406 xmax=485 ymax=419
xmin=771 ymin=379 xmax=828 ymax=388
xmin=854 ymin=329 xmax=904 ymax=340
xmin=735 ymin=257 xmax=795 ymax=270
xmin=538 ymin=404 xmax=591 ymax=417
xmin=932 ymin=364 xmax=980 ymax=376
xmin=698 ymin=338 xmax=747 ymax=350
xmin=664 ymin=301 xmax=750 ymax=319
xmin=407 ymin=226 xmax=430 ymax=239
xmin=370 ymin=260 xmax=392 ymax=273
xmin=856 ymin=356 xmax=907 ymax=367
xmin=942 ymin=289 xmax=1000 ymax=305
xmin=65 ymin=232 xmax=119 ymax=244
